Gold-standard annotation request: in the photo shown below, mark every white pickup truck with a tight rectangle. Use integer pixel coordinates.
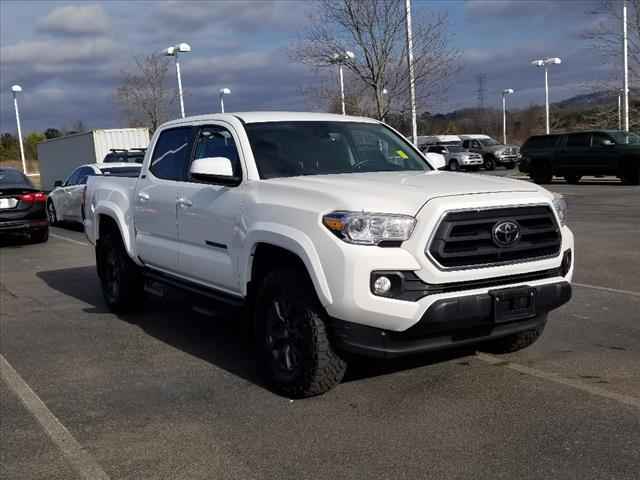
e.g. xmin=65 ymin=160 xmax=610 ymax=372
xmin=84 ymin=112 xmax=574 ymax=398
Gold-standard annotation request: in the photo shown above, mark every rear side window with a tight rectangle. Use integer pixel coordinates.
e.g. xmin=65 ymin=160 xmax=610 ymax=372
xmin=566 ymin=133 xmax=591 ymax=148
xmin=150 ymin=127 xmax=194 ymax=181
xmin=100 ymin=167 xmax=142 ymax=177
xmin=522 ymin=135 xmax=558 ymax=149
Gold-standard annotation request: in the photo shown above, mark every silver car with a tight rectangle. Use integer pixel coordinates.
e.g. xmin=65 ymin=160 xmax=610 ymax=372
xmin=423 ymin=144 xmax=484 ymax=171
xmin=47 ymin=163 xmax=141 ymax=225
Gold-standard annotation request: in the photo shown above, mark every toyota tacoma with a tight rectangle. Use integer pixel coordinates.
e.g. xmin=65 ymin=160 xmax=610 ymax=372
xmin=84 ymin=112 xmax=574 ymax=397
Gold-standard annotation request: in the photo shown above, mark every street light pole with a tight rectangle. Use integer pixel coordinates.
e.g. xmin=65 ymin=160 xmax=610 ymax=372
xmin=331 ymin=51 xmax=355 ymax=115
xmin=531 ymin=57 xmax=561 ymax=134
xmin=11 ymin=85 xmax=27 ymax=174
xmin=502 ymin=89 xmax=514 ymax=145
xmin=623 ymin=0 xmax=630 ymax=131
xmin=405 ymin=0 xmax=418 ymax=145
xmin=165 ymin=43 xmax=192 ymax=119
xmin=618 ymin=89 xmax=623 ymax=130
xmin=219 ymin=88 xmax=231 ymax=113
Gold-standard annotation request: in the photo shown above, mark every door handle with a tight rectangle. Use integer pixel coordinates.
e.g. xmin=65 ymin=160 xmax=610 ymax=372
xmin=137 ymin=192 xmax=150 ymax=202
xmin=176 ymin=197 xmax=193 ymax=208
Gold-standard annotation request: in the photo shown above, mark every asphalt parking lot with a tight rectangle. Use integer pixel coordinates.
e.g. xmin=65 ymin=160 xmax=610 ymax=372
xmin=1 ymin=176 xmax=639 ymax=480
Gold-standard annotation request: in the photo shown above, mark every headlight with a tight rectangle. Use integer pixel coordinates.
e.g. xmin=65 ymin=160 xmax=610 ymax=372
xmin=322 ymin=211 xmax=416 ymax=245
xmin=552 ymin=193 xmax=567 ymax=226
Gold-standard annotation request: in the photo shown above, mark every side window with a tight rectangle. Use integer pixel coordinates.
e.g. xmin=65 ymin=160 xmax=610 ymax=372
xmin=471 ymin=140 xmax=481 ymax=149
xmin=462 ymin=140 xmax=469 ymax=148
xmin=150 ymin=127 xmax=194 ymax=181
xmin=566 ymin=133 xmax=591 ymax=148
xmin=191 ymin=125 xmax=242 ymax=179
xmin=77 ymin=167 xmax=96 ymax=185
xmin=65 ymin=168 xmax=82 ymax=186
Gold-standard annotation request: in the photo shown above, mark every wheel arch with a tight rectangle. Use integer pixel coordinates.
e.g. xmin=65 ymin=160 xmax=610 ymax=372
xmin=94 ymin=206 xmax=139 ymax=264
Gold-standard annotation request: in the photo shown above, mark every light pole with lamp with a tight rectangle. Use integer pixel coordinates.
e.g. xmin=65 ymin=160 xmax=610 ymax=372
xmin=330 ymin=50 xmax=355 ymax=115
xmin=501 ymin=88 xmax=514 ymax=145
xmin=165 ymin=42 xmax=192 ymax=118
xmin=219 ymin=88 xmax=231 ymax=113
xmin=531 ymin=57 xmax=562 ymax=134
xmin=11 ymin=85 xmax=27 ymax=174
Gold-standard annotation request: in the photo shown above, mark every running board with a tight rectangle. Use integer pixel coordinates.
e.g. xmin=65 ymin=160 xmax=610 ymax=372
xmin=143 ymin=268 xmax=245 ymax=308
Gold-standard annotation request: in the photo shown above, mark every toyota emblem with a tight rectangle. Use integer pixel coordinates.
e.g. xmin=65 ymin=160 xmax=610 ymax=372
xmin=492 ymin=220 xmax=521 ymax=247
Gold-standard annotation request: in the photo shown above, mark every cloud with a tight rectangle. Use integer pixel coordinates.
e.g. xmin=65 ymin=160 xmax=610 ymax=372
xmin=37 ymin=4 xmax=111 ymax=36
xmin=1 ymin=37 xmax=117 ymax=65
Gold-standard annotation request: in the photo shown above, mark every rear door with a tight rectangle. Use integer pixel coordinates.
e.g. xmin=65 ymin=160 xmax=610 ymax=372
xmin=134 ymin=126 xmax=195 ymax=273
xmin=176 ymin=123 xmax=245 ymax=293
xmin=66 ymin=166 xmax=96 ymax=221
xmin=57 ymin=168 xmax=82 ymax=221
xmin=590 ymin=132 xmax=619 ymax=173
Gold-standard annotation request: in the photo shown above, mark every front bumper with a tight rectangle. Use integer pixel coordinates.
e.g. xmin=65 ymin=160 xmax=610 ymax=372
xmin=496 ymin=155 xmax=519 ymax=165
xmin=332 ymin=281 xmax=570 ymax=358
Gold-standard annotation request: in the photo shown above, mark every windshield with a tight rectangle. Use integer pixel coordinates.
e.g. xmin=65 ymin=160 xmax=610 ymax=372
xmin=479 ymin=138 xmax=500 ymax=146
xmin=100 ymin=167 xmax=141 ymax=177
xmin=245 ymin=122 xmax=431 ymax=179
xmin=0 ymin=169 xmax=32 ymax=187
xmin=610 ymin=131 xmax=640 ymax=145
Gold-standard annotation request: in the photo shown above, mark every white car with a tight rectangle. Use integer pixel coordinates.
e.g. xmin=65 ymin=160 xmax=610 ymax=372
xmin=84 ymin=112 xmax=574 ymax=398
xmin=47 ymin=162 xmax=141 ymax=225
xmin=423 ymin=144 xmax=484 ymax=171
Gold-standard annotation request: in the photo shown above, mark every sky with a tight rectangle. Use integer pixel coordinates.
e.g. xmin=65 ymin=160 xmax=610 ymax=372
xmin=0 ymin=0 xmax=615 ymax=133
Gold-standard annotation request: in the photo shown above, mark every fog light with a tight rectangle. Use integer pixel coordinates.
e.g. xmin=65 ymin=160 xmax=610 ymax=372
xmin=373 ymin=276 xmax=392 ymax=295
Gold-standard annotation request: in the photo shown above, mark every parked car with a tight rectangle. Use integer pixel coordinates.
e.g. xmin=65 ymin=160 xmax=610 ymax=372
xmin=519 ymin=130 xmax=640 ymax=185
xmin=459 ymin=135 xmax=520 ymax=170
xmin=47 ymin=163 xmax=141 ymax=225
xmin=103 ymin=148 xmax=146 ymax=164
xmin=84 ymin=112 xmax=574 ymax=398
xmin=417 ymin=135 xmax=462 ymax=149
xmin=422 ymin=144 xmax=484 ymax=171
xmin=0 ymin=167 xmax=48 ymax=243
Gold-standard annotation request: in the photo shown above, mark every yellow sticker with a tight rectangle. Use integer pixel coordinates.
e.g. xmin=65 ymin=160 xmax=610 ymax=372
xmin=396 ymin=150 xmax=409 ymax=159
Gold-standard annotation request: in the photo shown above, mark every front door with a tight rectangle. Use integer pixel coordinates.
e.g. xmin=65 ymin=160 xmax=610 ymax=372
xmin=557 ymin=133 xmax=591 ymax=173
xmin=134 ymin=126 xmax=194 ymax=273
xmin=177 ymin=124 xmax=245 ymax=294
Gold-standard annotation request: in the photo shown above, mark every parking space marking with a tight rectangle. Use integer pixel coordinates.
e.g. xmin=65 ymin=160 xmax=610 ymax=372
xmin=50 ymin=233 xmax=90 ymax=247
xmin=574 ymin=282 xmax=640 ymax=298
xmin=476 ymin=353 xmax=640 ymax=409
xmin=0 ymin=354 xmax=110 ymax=480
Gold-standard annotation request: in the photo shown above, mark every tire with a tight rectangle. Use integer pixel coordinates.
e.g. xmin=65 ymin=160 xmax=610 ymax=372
xmin=47 ymin=200 xmax=57 ymax=226
xmin=621 ymin=165 xmax=640 ymax=185
xmin=480 ymin=317 xmax=546 ymax=354
xmin=483 ymin=156 xmax=495 ymax=171
xmin=565 ymin=175 xmax=581 ymax=185
xmin=531 ymin=161 xmax=553 ymax=184
xmin=254 ymin=267 xmax=347 ymax=398
xmin=96 ymin=230 xmax=143 ymax=313
xmin=30 ymin=227 xmax=49 ymax=244
xmin=449 ymin=159 xmax=459 ymax=171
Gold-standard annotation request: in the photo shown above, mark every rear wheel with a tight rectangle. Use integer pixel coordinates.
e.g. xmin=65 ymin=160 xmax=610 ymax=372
xmin=565 ymin=174 xmax=581 ymax=185
xmin=483 ymin=155 xmax=495 ymax=171
xmin=30 ymin=227 xmax=49 ymax=244
xmin=621 ymin=165 xmax=640 ymax=185
xmin=97 ymin=230 xmax=143 ymax=312
xmin=449 ymin=159 xmax=459 ymax=171
xmin=480 ymin=317 xmax=547 ymax=354
xmin=531 ymin=161 xmax=553 ymax=184
xmin=47 ymin=200 xmax=57 ymax=226
xmin=254 ymin=267 xmax=346 ymax=398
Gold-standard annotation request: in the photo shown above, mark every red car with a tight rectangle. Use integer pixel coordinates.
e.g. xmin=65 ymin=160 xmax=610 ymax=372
xmin=0 ymin=167 xmax=48 ymax=243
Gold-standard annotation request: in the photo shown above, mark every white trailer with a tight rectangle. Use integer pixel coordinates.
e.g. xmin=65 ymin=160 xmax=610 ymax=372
xmin=37 ymin=128 xmax=149 ymax=190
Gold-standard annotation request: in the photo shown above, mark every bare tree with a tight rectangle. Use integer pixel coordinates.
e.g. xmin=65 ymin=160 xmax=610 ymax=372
xmin=291 ymin=0 xmax=460 ymax=120
xmin=114 ymin=54 xmax=174 ymax=132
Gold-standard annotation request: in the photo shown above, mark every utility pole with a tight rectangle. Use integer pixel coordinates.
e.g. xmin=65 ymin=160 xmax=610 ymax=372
xmin=623 ymin=0 xmax=630 ymax=131
xmin=405 ymin=0 xmax=418 ymax=145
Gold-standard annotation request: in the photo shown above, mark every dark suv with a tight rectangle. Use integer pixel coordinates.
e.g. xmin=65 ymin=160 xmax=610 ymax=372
xmin=519 ymin=130 xmax=640 ymax=185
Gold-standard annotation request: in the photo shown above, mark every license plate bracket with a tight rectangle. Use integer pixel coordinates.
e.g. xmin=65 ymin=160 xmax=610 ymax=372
xmin=489 ymin=286 xmax=536 ymax=323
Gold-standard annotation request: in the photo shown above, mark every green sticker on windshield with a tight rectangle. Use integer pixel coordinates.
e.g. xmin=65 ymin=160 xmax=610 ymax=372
xmin=396 ymin=150 xmax=409 ymax=159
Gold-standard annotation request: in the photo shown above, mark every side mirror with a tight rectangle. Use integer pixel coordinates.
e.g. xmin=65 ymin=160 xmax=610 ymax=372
xmin=190 ymin=157 xmax=239 ymax=185
xmin=425 ymin=152 xmax=446 ymax=170
xmin=54 ymin=180 xmax=63 ymax=188
xmin=600 ymin=139 xmax=614 ymax=146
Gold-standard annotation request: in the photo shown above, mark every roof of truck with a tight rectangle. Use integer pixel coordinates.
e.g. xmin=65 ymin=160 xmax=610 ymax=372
xmin=163 ymin=112 xmax=381 ymax=126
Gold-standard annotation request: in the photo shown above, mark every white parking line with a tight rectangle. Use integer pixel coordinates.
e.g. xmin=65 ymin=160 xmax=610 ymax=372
xmin=476 ymin=353 xmax=640 ymax=409
xmin=50 ymin=232 xmax=90 ymax=247
xmin=1 ymin=354 xmax=110 ymax=480
xmin=574 ymin=282 xmax=640 ymax=298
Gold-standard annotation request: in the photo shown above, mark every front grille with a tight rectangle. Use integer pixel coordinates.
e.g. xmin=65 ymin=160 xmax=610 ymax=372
xmin=427 ymin=205 xmax=561 ymax=269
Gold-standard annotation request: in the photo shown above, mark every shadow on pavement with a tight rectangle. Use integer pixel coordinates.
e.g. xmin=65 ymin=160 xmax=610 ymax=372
xmin=37 ymin=265 xmax=475 ymax=394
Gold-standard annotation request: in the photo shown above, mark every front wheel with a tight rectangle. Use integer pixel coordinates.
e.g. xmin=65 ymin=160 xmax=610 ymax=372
xmin=96 ymin=231 xmax=143 ymax=312
xmin=483 ymin=156 xmax=495 ymax=171
xmin=47 ymin=200 xmax=57 ymax=226
xmin=449 ymin=159 xmax=459 ymax=171
xmin=254 ymin=267 xmax=347 ymax=398
xmin=621 ymin=165 xmax=640 ymax=185
xmin=480 ymin=317 xmax=546 ymax=354
xmin=531 ymin=161 xmax=553 ymax=184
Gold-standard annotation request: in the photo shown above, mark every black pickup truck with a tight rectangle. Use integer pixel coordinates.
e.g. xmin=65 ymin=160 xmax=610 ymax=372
xmin=519 ymin=130 xmax=640 ymax=185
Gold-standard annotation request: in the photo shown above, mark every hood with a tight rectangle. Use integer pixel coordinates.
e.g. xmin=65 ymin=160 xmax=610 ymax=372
xmin=264 ymin=171 xmax=540 ymax=216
